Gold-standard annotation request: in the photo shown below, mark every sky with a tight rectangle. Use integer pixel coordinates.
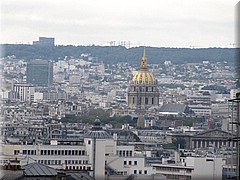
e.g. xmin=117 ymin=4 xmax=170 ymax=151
xmin=1 ymin=0 xmax=239 ymax=48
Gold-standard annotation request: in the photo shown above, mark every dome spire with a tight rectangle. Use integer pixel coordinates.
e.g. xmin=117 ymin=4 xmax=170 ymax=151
xmin=140 ymin=47 xmax=148 ymax=70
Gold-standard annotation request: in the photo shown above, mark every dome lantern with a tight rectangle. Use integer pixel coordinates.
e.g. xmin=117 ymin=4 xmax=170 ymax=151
xmin=131 ymin=47 xmax=156 ymax=85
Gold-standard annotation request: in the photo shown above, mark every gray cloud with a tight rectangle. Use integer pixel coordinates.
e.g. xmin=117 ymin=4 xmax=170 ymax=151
xmin=1 ymin=0 xmax=238 ymax=47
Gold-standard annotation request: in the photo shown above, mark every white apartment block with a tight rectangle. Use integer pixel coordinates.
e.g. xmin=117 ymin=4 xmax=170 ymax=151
xmin=13 ymin=83 xmax=35 ymax=102
xmin=153 ymin=156 xmax=225 ymax=179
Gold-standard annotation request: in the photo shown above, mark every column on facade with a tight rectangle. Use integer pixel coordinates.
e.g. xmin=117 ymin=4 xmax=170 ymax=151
xmin=215 ymin=140 xmax=219 ymax=148
xmin=212 ymin=140 xmax=215 ymax=148
xmin=204 ymin=140 xmax=207 ymax=148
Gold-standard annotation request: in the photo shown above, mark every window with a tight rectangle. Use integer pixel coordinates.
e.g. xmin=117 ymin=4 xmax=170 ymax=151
xmin=133 ymin=97 xmax=135 ymax=104
xmin=88 ymin=140 xmax=91 ymax=144
xmin=139 ymin=170 xmax=142 ymax=174
xmin=145 ymin=97 xmax=148 ymax=104
xmin=146 ymin=87 xmax=148 ymax=92
xmin=144 ymin=170 xmax=147 ymax=174
xmin=130 ymin=151 xmax=133 ymax=156
xmin=152 ymin=98 xmax=154 ymax=104
xmin=129 ymin=161 xmax=132 ymax=165
xmin=134 ymin=170 xmax=137 ymax=174
xmin=124 ymin=161 xmax=127 ymax=165
xmin=14 ymin=150 xmax=19 ymax=155
xmin=134 ymin=161 xmax=137 ymax=165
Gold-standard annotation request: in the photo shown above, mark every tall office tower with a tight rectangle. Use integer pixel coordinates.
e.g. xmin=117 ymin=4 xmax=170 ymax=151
xmin=127 ymin=47 xmax=159 ymax=110
xmin=26 ymin=60 xmax=53 ymax=87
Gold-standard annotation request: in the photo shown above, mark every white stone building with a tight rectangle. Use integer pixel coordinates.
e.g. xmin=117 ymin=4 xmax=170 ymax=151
xmin=153 ymin=156 xmax=225 ymax=179
xmin=1 ymin=120 xmax=156 ymax=179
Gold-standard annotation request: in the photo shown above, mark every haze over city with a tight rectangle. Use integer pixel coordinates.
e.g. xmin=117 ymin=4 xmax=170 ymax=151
xmin=1 ymin=0 xmax=239 ymax=47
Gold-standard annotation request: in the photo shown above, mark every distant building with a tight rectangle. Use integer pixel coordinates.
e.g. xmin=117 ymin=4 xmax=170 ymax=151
xmin=190 ymin=128 xmax=236 ymax=149
xmin=12 ymin=83 xmax=35 ymax=102
xmin=153 ymin=156 xmax=225 ymax=180
xmin=26 ymin=60 xmax=53 ymax=87
xmin=159 ymin=103 xmax=194 ymax=116
xmin=2 ymin=120 xmax=156 ymax=180
xmin=127 ymin=48 xmax=159 ymax=110
xmin=33 ymin=37 xmax=55 ymax=47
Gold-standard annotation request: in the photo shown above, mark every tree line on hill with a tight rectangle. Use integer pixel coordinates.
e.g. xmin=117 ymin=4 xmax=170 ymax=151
xmin=1 ymin=44 xmax=236 ymax=65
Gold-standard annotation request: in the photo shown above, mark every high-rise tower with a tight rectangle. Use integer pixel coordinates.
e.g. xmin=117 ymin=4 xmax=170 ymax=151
xmin=26 ymin=60 xmax=53 ymax=87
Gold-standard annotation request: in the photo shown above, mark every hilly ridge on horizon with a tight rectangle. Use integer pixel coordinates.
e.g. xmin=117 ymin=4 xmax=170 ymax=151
xmin=1 ymin=44 xmax=236 ymax=65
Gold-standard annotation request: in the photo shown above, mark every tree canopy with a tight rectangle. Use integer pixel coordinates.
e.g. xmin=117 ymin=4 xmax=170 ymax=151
xmin=2 ymin=44 xmax=236 ymax=65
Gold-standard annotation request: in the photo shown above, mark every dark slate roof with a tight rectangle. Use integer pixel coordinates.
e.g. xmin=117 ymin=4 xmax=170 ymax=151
xmin=159 ymin=104 xmax=190 ymax=113
xmin=67 ymin=172 xmax=94 ymax=180
xmin=84 ymin=130 xmax=112 ymax=139
xmin=84 ymin=119 xmax=112 ymax=139
xmin=23 ymin=162 xmax=57 ymax=176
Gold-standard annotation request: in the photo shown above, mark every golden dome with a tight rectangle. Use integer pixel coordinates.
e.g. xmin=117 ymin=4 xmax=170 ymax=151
xmin=131 ymin=47 xmax=156 ymax=85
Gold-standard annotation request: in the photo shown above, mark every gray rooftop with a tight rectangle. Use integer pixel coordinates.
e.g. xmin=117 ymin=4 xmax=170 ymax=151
xmin=84 ymin=119 xmax=112 ymax=139
xmin=84 ymin=130 xmax=112 ymax=139
xmin=67 ymin=172 xmax=94 ymax=180
xmin=23 ymin=162 xmax=57 ymax=176
xmin=159 ymin=104 xmax=192 ymax=114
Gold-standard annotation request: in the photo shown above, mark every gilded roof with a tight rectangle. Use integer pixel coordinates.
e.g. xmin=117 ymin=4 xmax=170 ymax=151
xmin=131 ymin=47 xmax=156 ymax=85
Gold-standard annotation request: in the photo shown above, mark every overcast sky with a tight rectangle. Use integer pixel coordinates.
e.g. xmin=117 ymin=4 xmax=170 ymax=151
xmin=1 ymin=0 xmax=239 ymax=47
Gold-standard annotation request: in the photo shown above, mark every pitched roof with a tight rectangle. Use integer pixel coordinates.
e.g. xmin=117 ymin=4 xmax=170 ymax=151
xmin=192 ymin=128 xmax=233 ymax=138
xmin=23 ymin=162 xmax=57 ymax=176
xmin=159 ymin=104 xmax=187 ymax=113
xmin=67 ymin=172 xmax=94 ymax=180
